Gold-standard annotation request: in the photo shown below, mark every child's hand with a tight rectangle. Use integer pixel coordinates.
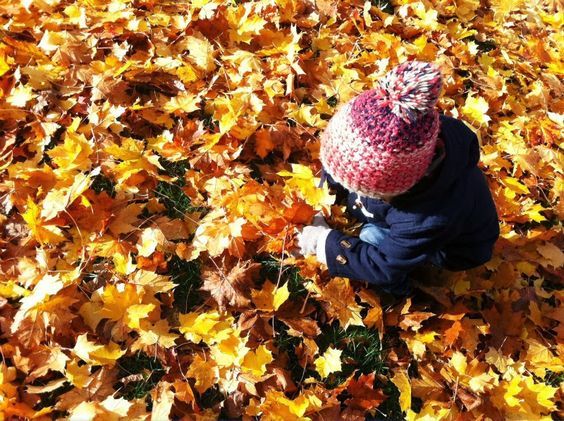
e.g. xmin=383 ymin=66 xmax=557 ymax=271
xmin=295 ymin=213 xmax=332 ymax=264
xmin=311 ymin=212 xmax=330 ymax=229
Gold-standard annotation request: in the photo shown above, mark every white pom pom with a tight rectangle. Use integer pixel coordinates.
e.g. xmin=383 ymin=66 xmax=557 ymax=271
xmin=377 ymin=61 xmax=443 ymax=123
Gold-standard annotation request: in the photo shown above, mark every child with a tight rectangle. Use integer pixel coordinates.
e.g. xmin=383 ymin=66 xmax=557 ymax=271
xmin=297 ymin=61 xmax=500 ymax=296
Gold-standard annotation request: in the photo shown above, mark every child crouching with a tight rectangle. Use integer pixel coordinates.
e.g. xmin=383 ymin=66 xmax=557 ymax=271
xmin=297 ymin=60 xmax=500 ymax=296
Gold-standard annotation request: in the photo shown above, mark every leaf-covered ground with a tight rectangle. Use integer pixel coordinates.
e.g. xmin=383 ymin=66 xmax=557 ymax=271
xmin=0 ymin=0 xmax=562 ymax=420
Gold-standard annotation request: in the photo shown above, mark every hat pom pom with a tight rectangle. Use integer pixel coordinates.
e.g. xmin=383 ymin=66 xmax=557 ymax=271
xmin=376 ymin=61 xmax=443 ymax=124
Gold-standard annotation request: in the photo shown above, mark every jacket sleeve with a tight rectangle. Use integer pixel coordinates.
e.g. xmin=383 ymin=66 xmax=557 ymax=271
xmin=323 ymin=220 xmax=451 ymax=295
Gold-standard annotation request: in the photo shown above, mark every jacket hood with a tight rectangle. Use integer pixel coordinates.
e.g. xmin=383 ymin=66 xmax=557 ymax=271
xmin=391 ymin=114 xmax=480 ymax=207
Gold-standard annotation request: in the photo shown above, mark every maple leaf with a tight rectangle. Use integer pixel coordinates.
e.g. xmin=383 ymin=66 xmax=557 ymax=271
xmin=21 ymin=198 xmax=66 ymax=245
xmin=108 ymin=203 xmax=145 ymax=236
xmin=392 ymin=369 xmax=411 ymax=413
xmin=2 ymin=0 xmax=563 ymax=417
xmin=399 ymin=311 xmax=435 ymax=332
xmin=65 ymin=359 xmax=90 ymax=388
xmin=40 ymin=171 xmax=95 ymax=220
xmin=47 ymin=125 xmax=93 ymax=174
xmin=209 ymin=330 xmax=249 ymax=368
xmin=72 ymin=334 xmax=125 ymax=367
xmin=179 ymin=310 xmax=235 ymax=346
xmin=254 ymin=128 xmax=276 ymax=159
xmin=103 ymin=137 xmax=166 ymax=186
xmin=461 ymin=93 xmax=491 ymax=127
xmin=278 ymin=163 xmax=335 ymax=210
xmin=345 ymin=372 xmax=386 ymax=411
xmin=314 ymin=346 xmax=342 ymax=378
xmin=186 ymin=354 xmax=219 ymax=394
xmin=253 ymin=389 xmax=316 ymax=420
xmin=150 ymin=381 xmax=175 ymax=421
xmin=251 ymin=279 xmax=290 ymax=312
xmin=241 ymin=345 xmax=273 ymax=378
xmin=11 ymin=273 xmax=64 ymax=332
xmin=200 ymin=260 xmax=260 ymax=310
xmin=306 ymin=277 xmax=364 ymax=329
xmin=6 ymin=83 xmax=35 ymax=107
xmin=132 ymin=319 xmax=178 ymax=351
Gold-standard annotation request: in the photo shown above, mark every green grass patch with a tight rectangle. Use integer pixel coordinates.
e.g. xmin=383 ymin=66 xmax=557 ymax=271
xmin=154 ymin=181 xmax=194 ymax=219
xmin=273 ymin=319 xmax=317 ymax=386
xmin=33 ymin=380 xmax=73 ymax=411
xmin=544 ymin=370 xmax=564 ymax=388
xmin=256 ymin=255 xmax=308 ymax=298
xmin=169 ymin=256 xmax=203 ymax=313
xmin=316 ymin=323 xmax=387 ymax=389
xmin=200 ymin=385 xmax=224 ymax=409
xmin=91 ymin=174 xmax=116 ymax=197
xmin=155 ymin=158 xmax=207 ymax=220
xmin=115 ymin=352 xmax=166 ymax=400
xmin=371 ymin=0 xmax=394 ymax=15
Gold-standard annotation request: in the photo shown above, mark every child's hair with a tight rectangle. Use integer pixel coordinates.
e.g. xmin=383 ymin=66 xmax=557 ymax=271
xmin=320 ymin=60 xmax=443 ymax=199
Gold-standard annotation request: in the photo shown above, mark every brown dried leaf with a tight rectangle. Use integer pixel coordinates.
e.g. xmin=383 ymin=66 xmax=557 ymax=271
xmin=200 ymin=260 xmax=260 ymax=310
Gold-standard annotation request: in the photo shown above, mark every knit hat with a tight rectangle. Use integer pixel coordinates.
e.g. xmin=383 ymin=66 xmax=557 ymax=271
xmin=320 ymin=60 xmax=443 ymax=198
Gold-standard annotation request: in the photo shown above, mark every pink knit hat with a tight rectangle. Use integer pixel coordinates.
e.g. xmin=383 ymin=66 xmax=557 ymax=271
xmin=320 ymin=60 xmax=443 ymax=198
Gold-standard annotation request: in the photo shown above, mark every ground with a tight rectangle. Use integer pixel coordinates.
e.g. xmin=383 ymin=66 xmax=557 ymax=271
xmin=0 ymin=0 xmax=562 ymax=420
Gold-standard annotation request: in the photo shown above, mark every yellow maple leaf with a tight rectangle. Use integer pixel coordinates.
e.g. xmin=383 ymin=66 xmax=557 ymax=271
xmin=22 ymin=198 xmax=66 ymax=245
xmin=163 ymin=91 xmax=202 ymax=114
xmin=137 ymin=226 xmax=166 ymax=257
xmin=47 ymin=130 xmax=93 ymax=173
xmin=455 ymin=0 xmax=480 ymax=21
xmin=209 ymin=331 xmax=249 ymax=368
xmin=40 ymin=171 xmax=95 ymax=220
xmin=186 ymin=354 xmax=219 ymax=394
xmin=411 ymin=2 xmax=440 ymax=30
xmin=64 ymin=359 xmax=90 ymax=388
xmin=461 ymin=93 xmax=491 ymax=127
xmin=251 ymin=280 xmax=290 ymax=312
xmin=468 ymin=370 xmax=497 ymax=394
xmin=181 ymin=33 xmax=216 ymax=73
xmin=286 ymin=103 xmax=322 ymax=128
xmin=6 ymin=83 xmax=35 ymax=107
xmin=73 ymin=334 xmax=125 ymax=366
xmin=226 ymin=4 xmax=267 ymax=44
xmin=450 ymin=351 xmax=468 ymax=375
xmin=179 ymin=310 xmax=235 ymax=346
xmin=392 ymin=369 xmax=411 ymax=412
xmin=11 ymin=274 xmax=64 ymax=332
xmin=241 ymin=345 xmax=273 ymax=377
xmin=500 ymin=375 xmax=522 ymax=407
xmin=278 ymin=163 xmax=335 ymax=210
xmin=314 ymin=346 xmax=342 ymax=378
xmin=132 ymin=319 xmax=178 ymax=350
xmin=150 ymin=381 xmax=175 ymax=421
xmin=520 ymin=375 xmax=557 ymax=410
xmin=112 ymin=252 xmax=136 ymax=275
xmin=99 ymin=283 xmax=144 ymax=322
xmin=0 ymin=52 xmax=10 ymax=77
xmin=190 ymin=211 xmax=246 ymax=258
xmin=99 ymin=396 xmax=132 ymax=417
xmin=68 ymin=401 xmax=97 ymax=421
xmin=256 ymin=390 xmax=312 ymax=419
xmin=125 ymin=303 xmax=156 ymax=330
xmin=104 ymin=137 xmax=165 ymax=186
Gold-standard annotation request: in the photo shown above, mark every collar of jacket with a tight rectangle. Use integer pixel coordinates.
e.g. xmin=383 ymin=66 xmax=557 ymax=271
xmin=390 ymin=114 xmax=480 ymax=208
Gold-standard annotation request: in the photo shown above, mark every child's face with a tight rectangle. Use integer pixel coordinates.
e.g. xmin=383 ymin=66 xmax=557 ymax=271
xmin=358 ymin=192 xmax=395 ymax=202
xmin=377 ymin=193 xmax=395 ymax=202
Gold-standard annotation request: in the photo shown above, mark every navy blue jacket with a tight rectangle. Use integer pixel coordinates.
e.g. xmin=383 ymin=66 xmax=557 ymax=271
xmin=321 ymin=114 xmax=500 ymax=295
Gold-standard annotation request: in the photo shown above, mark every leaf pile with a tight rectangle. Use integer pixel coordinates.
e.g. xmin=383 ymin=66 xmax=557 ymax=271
xmin=0 ymin=0 xmax=563 ymax=420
